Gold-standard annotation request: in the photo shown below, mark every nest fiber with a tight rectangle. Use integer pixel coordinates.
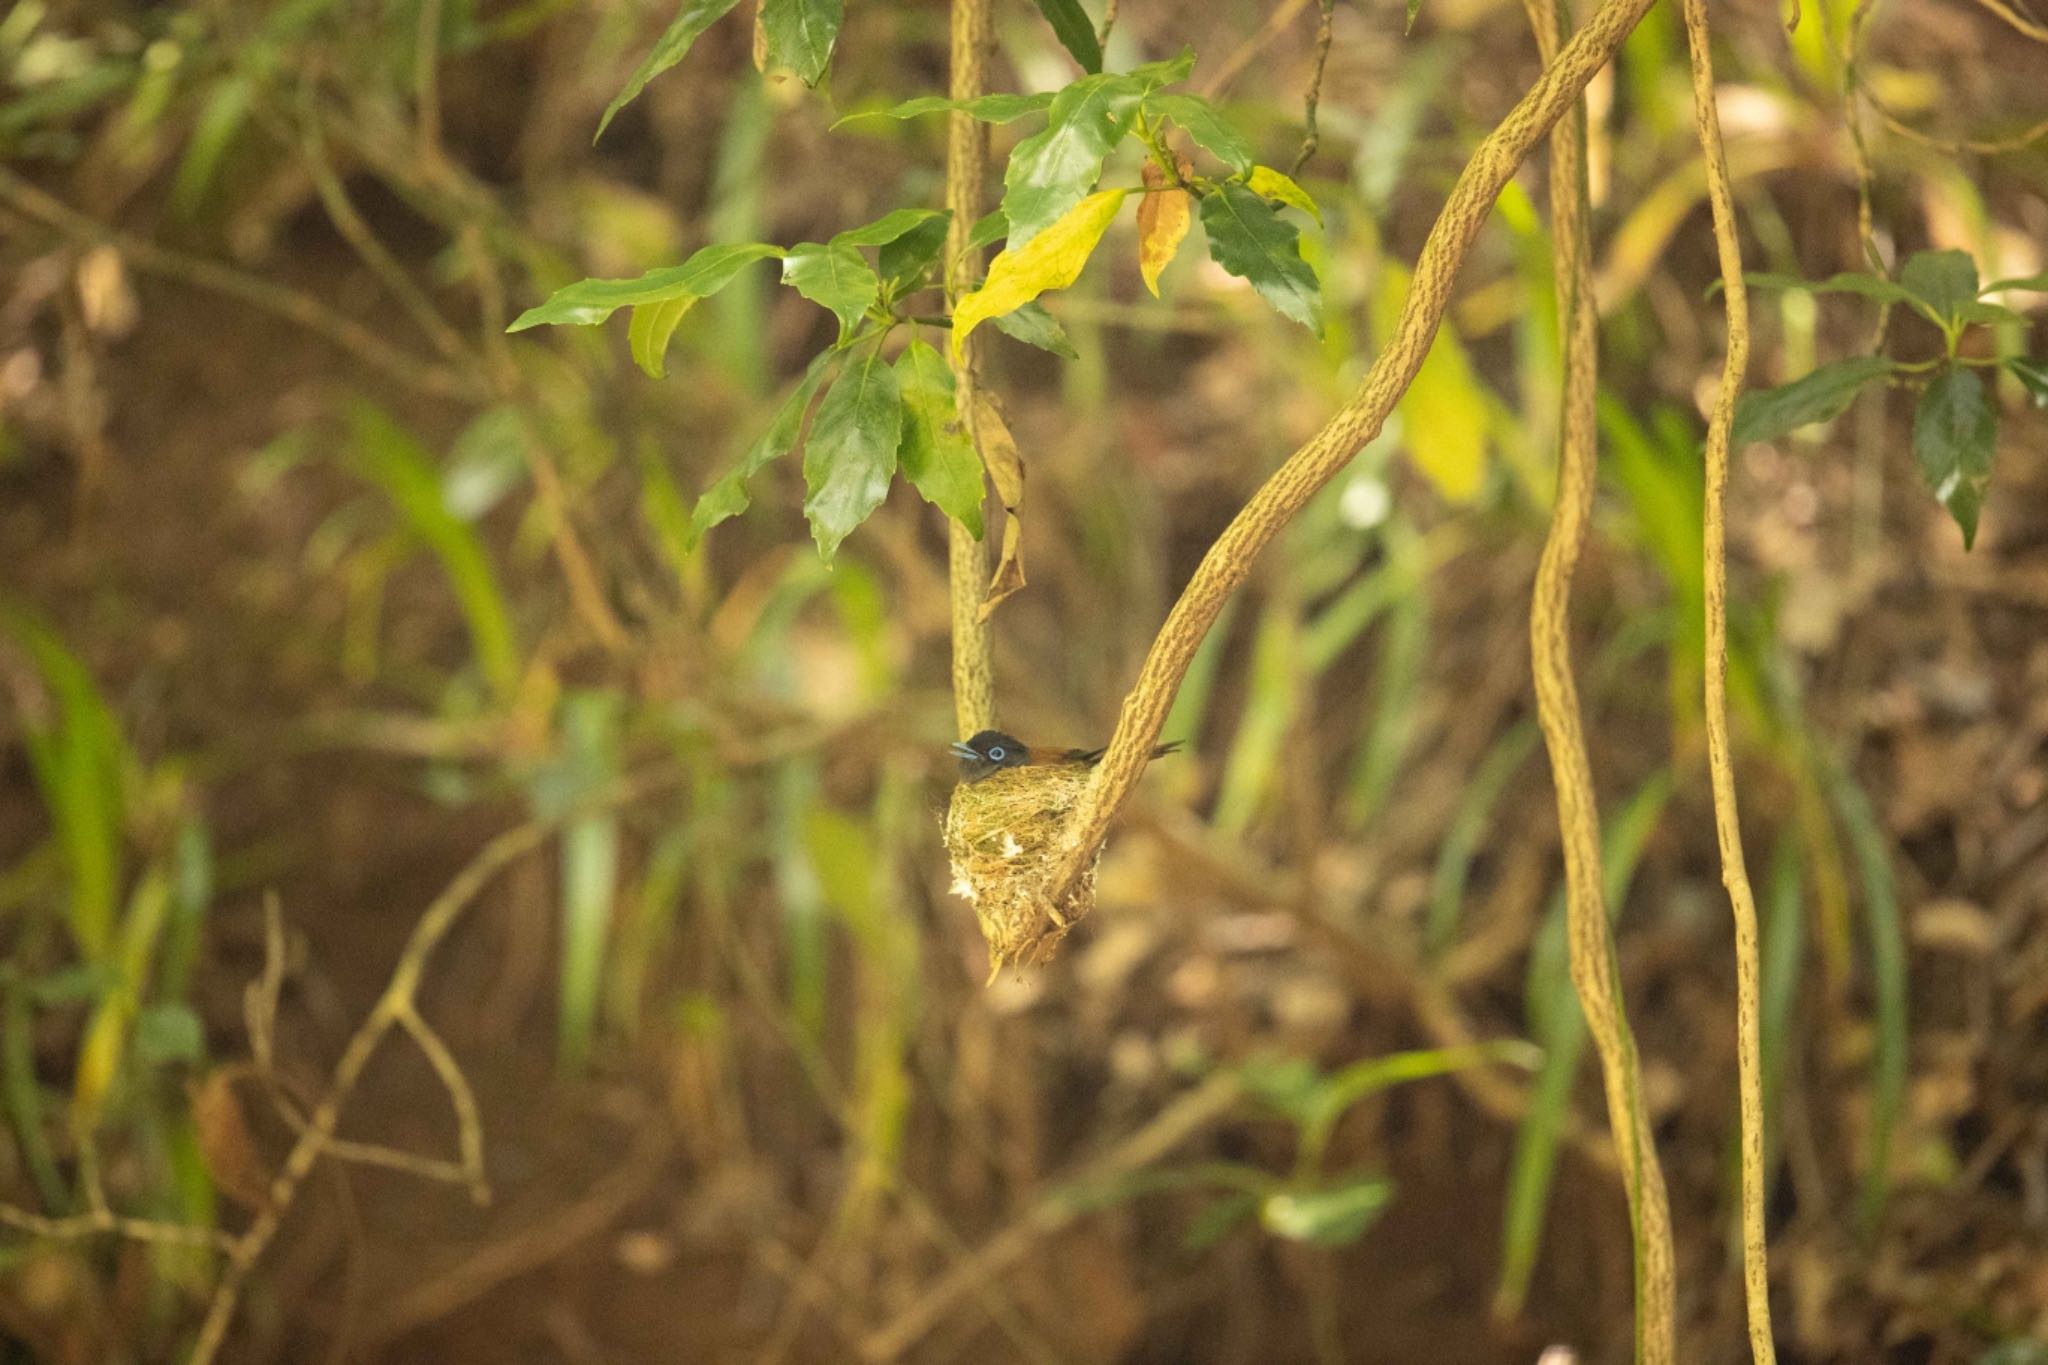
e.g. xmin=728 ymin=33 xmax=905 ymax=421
xmin=943 ymin=764 xmax=1103 ymax=977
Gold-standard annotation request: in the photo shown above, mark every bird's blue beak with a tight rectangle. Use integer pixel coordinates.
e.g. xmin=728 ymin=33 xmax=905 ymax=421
xmin=948 ymin=741 xmax=980 ymax=761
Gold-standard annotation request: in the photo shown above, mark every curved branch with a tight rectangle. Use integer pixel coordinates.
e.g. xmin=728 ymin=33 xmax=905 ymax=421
xmin=1044 ymin=0 xmax=1661 ymax=898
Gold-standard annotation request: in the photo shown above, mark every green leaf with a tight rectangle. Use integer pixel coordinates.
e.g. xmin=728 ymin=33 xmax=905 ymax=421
xmin=1146 ymin=93 xmax=1254 ymax=175
xmin=1260 ymin=1175 xmax=1394 ymax=1247
xmin=803 ymin=346 xmax=902 ymax=559
xmin=780 ymin=242 xmax=881 ymax=339
xmin=1406 ymin=0 xmax=1424 ymax=31
xmin=1199 ymin=182 xmax=1322 ymax=336
xmin=1183 ymin=1192 xmax=1260 ymax=1252
xmin=1953 ymin=299 xmax=2027 ymax=328
xmin=954 ymin=189 xmax=1127 ymax=353
xmin=894 ymin=338 xmax=985 ymax=536
xmin=1126 ymin=47 xmax=1197 ymax=90
xmin=833 ymin=92 xmax=1055 ymax=127
xmin=1730 ymin=355 xmax=1894 ymax=447
xmin=627 ymin=294 xmax=695 ymax=378
xmin=1984 ymin=269 xmax=2048 ymax=294
xmin=1742 ymin=269 xmax=1920 ymax=311
xmin=597 ymin=0 xmax=745 ymax=140
xmin=1002 ymin=72 xmax=1143 ymax=245
xmin=1912 ymin=367 xmax=1997 ymax=549
xmin=832 ymin=207 xmax=948 ymax=249
xmin=1244 ymin=164 xmax=1322 ymax=224
xmin=2007 ymin=356 xmax=2048 ymax=406
xmin=759 ymin=0 xmax=842 ymax=84
xmin=134 ymin=1003 xmax=204 ymax=1067
xmin=508 ymin=242 xmax=782 ymax=330
xmin=1029 ymin=0 xmax=1102 ymax=73
xmin=966 ymin=209 xmax=1010 ymax=252
xmin=879 ymin=213 xmax=953 ymax=293
xmin=990 ymin=300 xmax=1079 ymax=357
xmin=693 ymin=351 xmax=834 ymax=539
xmin=1899 ymin=248 xmax=1979 ymax=324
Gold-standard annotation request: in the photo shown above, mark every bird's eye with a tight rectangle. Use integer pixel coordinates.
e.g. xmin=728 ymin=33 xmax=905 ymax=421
xmin=987 ymin=746 xmax=1006 ymax=760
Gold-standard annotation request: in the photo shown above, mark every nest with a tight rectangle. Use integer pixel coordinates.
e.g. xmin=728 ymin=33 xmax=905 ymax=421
xmin=943 ymin=764 xmax=1103 ymax=979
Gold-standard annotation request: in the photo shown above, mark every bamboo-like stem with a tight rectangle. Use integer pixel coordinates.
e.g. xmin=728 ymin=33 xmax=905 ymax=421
xmin=1519 ymin=0 xmax=1675 ymax=1356
xmin=945 ymin=0 xmax=997 ymax=737
xmin=1680 ymin=0 xmax=1777 ymax=1358
xmin=1042 ymin=0 xmax=1660 ymax=897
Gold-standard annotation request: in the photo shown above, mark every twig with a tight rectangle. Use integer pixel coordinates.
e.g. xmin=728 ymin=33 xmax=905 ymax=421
xmin=1200 ymin=0 xmax=1316 ymax=102
xmin=1680 ymin=0 xmax=1777 ymax=1356
xmin=0 ymin=168 xmax=474 ymax=401
xmin=1965 ymin=0 xmax=2048 ymax=43
xmin=1293 ymin=0 xmax=1338 ymax=176
xmin=1043 ymin=0 xmax=1661 ymax=908
xmin=858 ymin=1072 xmax=1244 ymax=1361
xmin=0 ymin=1201 xmax=236 ymax=1253
xmin=945 ymin=0 xmax=998 ymax=735
xmin=1518 ymin=0 xmax=1676 ymax=1352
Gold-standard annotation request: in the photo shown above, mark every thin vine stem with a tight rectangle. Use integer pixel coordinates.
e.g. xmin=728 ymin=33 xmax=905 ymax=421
xmin=1681 ymin=0 xmax=1778 ymax=1356
xmin=945 ymin=0 xmax=997 ymax=737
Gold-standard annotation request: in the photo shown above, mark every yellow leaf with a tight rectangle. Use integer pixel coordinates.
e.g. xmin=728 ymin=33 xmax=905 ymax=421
xmin=628 ymin=295 xmax=696 ymax=378
xmin=952 ymin=190 xmax=1127 ymax=359
xmin=1137 ymin=159 xmax=1192 ymax=298
xmin=1246 ymin=165 xmax=1323 ymax=225
xmin=1371 ymin=262 xmax=1489 ymax=502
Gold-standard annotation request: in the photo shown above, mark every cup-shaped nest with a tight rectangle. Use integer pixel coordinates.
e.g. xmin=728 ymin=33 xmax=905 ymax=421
xmin=943 ymin=763 xmax=1102 ymax=978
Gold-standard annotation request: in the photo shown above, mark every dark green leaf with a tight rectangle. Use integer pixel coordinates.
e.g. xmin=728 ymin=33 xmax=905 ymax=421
xmin=878 ymin=213 xmax=953 ymax=293
xmin=1953 ymin=299 xmax=2027 ymax=328
xmin=832 ymin=207 xmax=948 ymax=249
xmin=597 ymin=0 xmax=745 ymax=140
xmin=1899 ymin=248 xmax=1978 ymax=323
xmin=1984 ymin=269 xmax=2048 ymax=294
xmin=1912 ymin=367 xmax=1997 ymax=549
xmin=1259 ymin=1174 xmax=1394 ymax=1246
xmin=1146 ymin=92 xmax=1254 ymax=175
xmin=1199 ymin=182 xmax=1322 ymax=335
xmin=1002 ymin=72 xmax=1143 ymax=244
xmin=508 ymin=243 xmax=782 ymax=330
xmin=1730 ymin=356 xmax=1894 ymax=447
xmin=833 ymin=92 xmax=1055 ymax=127
xmin=759 ymin=0 xmax=842 ymax=85
xmin=966 ymin=210 xmax=1009 ymax=252
xmin=693 ymin=352 xmax=834 ymax=539
xmin=780 ymin=242 xmax=880 ymax=339
xmin=1742 ymin=269 xmax=1920 ymax=311
xmin=895 ymin=338 xmax=985 ymax=536
xmin=2007 ymin=357 xmax=2048 ymax=406
xmin=803 ymin=347 xmax=902 ymax=559
xmin=1126 ymin=47 xmax=1197 ymax=90
xmin=989 ymin=300 xmax=1079 ymax=357
xmin=1029 ymin=0 xmax=1102 ymax=72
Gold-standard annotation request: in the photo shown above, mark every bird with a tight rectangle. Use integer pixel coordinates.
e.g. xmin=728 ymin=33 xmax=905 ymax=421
xmin=949 ymin=729 xmax=1183 ymax=784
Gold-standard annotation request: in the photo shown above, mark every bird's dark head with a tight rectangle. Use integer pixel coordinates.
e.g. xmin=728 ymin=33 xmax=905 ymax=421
xmin=949 ymin=729 xmax=1029 ymax=783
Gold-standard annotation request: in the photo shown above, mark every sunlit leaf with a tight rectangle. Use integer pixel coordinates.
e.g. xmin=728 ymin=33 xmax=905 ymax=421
xmin=1137 ymin=160 xmax=1192 ymax=297
xmin=627 ymin=294 xmax=695 ymax=378
xmin=953 ymin=189 xmax=1127 ymax=355
xmin=1029 ymin=0 xmax=1102 ymax=72
xmin=1367 ymin=263 xmax=1486 ymax=499
xmin=832 ymin=92 xmax=1055 ymax=127
xmin=1199 ymin=182 xmax=1321 ymax=336
xmin=803 ymin=346 xmax=902 ymax=559
xmin=693 ymin=351 xmax=834 ymax=539
xmin=597 ymin=0 xmax=746 ymax=140
xmin=508 ymin=242 xmax=782 ymax=330
xmin=1001 ymin=74 xmax=1142 ymax=245
xmin=895 ymin=338 xmax=985 ymax=536
xmin=990 ymin=301 xmax=1079 ymax=357
xmin=1899 ymin=248 xmax=1979 ymax=323
xmin=1146 ymin=92 xmax=1253 ymax=174
xmin=1260 ymin=1174 xmax=1394 ymax=1246
xmin=759 ymin=0 xmax=841 ymax=84
xmin=1912 ymin=367 xmax=1997 ymax=548
xmin=780 ymin=241 xmax=880 ymax=339
xmin=1730 ymin=355 xmax=1894 ymax=447
xmin=1244 ymin=164 xmax=1322 ymax=224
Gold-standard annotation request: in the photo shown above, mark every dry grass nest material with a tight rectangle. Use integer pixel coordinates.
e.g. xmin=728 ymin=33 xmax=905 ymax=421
xmin=943 ymin=764 xmax=1103 ymax=978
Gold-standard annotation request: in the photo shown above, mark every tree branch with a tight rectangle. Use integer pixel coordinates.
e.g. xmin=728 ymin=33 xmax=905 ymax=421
xmin=945 ymin=0 xmax=997 ymax=737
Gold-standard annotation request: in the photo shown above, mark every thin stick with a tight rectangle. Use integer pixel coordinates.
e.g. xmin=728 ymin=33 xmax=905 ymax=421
xmin=1519 ymin=0 xmax=1675 ymax=1354
xmin=1043 ymin=0 xmax=1661 ymax=903
xmin=945 ymin=0 xmax=997 ymax=736
xmin=1680 ymin=0 xmax=1777 ymax=1357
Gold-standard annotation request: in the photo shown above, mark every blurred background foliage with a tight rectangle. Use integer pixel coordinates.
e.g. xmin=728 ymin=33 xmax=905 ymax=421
xmin=2 ymin=0 xmax=2047 ymax=1361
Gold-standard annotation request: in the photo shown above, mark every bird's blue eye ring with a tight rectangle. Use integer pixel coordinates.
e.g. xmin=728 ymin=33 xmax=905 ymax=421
xmin=988 ymin=746 xmax=1006 ymax=760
